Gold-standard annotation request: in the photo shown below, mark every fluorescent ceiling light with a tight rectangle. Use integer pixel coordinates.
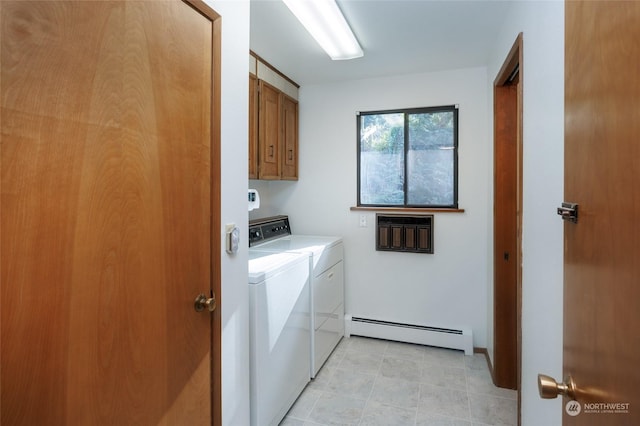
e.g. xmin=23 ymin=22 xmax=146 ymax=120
xmin=282 ymin=0 xmax=363 ymax=60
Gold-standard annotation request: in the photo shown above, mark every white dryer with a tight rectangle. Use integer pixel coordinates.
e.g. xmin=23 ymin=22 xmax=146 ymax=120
xmin=249 ymin=216 xmax=344 ymax=377
xmin=248 ymin=250 xmax=310 ymax=426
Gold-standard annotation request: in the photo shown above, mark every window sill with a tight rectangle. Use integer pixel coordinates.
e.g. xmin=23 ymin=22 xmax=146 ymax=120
xmin=350 ymin=206 xmax=465 ymax=213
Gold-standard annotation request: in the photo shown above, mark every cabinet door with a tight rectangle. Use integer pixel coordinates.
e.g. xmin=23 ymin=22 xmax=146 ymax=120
xmin=258 ymin=80 xmax=281 ymax=179
xmin=281 ymin=95 xmax=298 ymax=180
xmin=249 ymin=74 xmax=258 ymax=179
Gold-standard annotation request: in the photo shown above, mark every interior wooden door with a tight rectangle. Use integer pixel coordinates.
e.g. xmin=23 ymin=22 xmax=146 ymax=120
xmin=563 ymin=1 xmax=640 ymax=424
xmin=493 ymin=34 xmax=522 ymax=391
xmin=0 ymin=1 xmax=221 ymax=424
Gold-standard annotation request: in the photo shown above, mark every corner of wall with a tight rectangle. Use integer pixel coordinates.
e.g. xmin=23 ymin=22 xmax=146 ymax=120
xmin=487 ymin=2 xmax=564 ymax=425
xmin=208 ymin=1 xmax=252 ymax=425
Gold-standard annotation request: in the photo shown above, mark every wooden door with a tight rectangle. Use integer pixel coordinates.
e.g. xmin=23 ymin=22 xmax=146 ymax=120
xmin=258 ymin=80 xmax=282 ymax=179
xmin=281 ymin=94 xmax=298 ymax=180
xmin=563 ymin=1 xmax=640 ymax=424
xmin=0 ymin=1 xmax=221 ymax=424
xmin=493 ymin=34 xmax=522 ymax=391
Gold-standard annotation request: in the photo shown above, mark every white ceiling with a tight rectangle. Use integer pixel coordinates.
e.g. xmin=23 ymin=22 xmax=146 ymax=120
xmin=250 ymin=0 xmax=513 ymax=86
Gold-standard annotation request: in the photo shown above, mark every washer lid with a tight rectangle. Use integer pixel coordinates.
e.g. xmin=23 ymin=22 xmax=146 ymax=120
xmin=248 ymin=250 xmax=308 ymax=284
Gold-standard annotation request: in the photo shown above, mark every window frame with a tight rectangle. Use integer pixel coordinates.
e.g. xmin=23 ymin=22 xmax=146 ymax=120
xmin=357 ymin=105 xmax=459 ymax=209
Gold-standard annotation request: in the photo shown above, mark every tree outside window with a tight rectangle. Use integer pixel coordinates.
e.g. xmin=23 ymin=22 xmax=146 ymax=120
xmin=357 ymin=105 xmax=458 ymax=208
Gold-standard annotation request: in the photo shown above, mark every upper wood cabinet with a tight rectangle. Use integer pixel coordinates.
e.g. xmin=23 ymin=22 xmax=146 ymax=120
xmin=281 ymin=93 xmax=298 ymax=180
xmin=258 ymin=80 xmax=282 ymax=179
xmin=249 ymin=74 xmax=259 ymax=179
xmin=249 ymin=52 xmax=299 ymax=181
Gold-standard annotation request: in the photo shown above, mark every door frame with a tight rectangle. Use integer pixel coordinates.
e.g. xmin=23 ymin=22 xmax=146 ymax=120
xmin=185 ymin=1 xmax=223 ymax=424
xmin=492 ymin=32 xmax=523 ymax=403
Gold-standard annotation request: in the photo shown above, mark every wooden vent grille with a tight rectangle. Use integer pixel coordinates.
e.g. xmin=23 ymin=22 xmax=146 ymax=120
xmin=376 ymin=214 xmax=433 ymax=254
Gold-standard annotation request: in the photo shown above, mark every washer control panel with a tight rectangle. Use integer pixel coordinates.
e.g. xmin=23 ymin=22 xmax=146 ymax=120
xmin=248 ymin=215 xmax=291 ymax=247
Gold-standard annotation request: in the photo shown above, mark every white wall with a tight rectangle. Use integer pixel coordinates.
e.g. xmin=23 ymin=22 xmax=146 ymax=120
xmin=486 ymin=2 xmax=564 ymax=425
xmin=207 ymin=1 xmax=251 ymax=425
xmin=260 ymin=67 xmax=492 ymax=348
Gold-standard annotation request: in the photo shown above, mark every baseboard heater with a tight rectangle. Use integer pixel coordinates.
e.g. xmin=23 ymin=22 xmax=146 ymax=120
xmin=344 ymin=314 xmax=473 ymax=355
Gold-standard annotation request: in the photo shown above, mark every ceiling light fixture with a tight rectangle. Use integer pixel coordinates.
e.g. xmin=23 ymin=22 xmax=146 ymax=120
xmin=282 ymin=0 xmax=363 ymax=60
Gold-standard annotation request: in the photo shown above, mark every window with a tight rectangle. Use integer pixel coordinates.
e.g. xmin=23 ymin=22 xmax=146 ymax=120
xmin=357 ymin=105 xmax=458 ymax=208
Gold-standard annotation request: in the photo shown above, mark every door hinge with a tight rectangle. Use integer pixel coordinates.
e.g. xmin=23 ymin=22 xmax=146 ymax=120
xmin=557 ymin=202 xmax=578 ymax=223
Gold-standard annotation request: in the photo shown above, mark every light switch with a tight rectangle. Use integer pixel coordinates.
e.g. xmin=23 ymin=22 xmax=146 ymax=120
xmin=226 ymin=224 xmax=240 ymax=254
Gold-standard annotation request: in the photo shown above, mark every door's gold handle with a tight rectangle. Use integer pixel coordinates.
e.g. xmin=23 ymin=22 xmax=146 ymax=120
xmin=194 ymin=293 xmax=216 ymax=312
xmin=538 ymin=374 xmax=576 ymax=399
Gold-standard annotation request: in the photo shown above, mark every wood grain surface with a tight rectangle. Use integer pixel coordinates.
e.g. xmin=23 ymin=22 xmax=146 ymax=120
xmin=564 ymin=1 xmax=640 ymax=424
xmin=1 ymin=1 xmax=219 ymax=424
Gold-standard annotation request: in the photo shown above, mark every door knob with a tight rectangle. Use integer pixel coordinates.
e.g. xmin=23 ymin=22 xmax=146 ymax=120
xmin=194 ymin=293 xmax=216 ymax=312
xmin=538 ymin=374 xmax=576 ymax=399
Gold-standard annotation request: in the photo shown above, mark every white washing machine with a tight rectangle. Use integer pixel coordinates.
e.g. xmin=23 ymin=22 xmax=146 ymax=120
xmin=248 ymin=250 xmax=310 ymax=426
xmin=249 ymin=216 xmax=344 ymax=378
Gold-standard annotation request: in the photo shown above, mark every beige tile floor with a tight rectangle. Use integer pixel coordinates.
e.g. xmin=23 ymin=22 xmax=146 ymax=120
xmin=281 ymin=336 xmax=517 ymax=426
